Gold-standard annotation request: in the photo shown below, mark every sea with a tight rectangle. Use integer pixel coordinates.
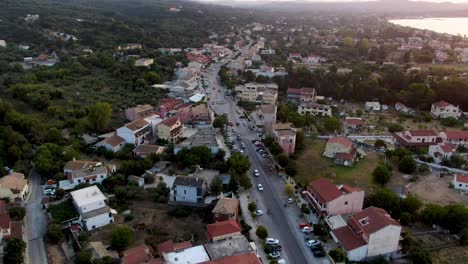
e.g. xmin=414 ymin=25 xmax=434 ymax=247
xmin=389 ymin=17 xmax=468 ymax=37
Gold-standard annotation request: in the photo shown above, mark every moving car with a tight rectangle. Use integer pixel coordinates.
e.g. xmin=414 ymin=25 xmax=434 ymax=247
xmin=269 ymin=251 xmax=281 ymax=259
xmin=253 ymin=169 xmax=260 ymax=177
xmin=266 ymin=238 xmax=280 ymax=245
xmin=262 ymin=153 xmax=269 ymax=158
xmin=240 ymin=143 xmax=246 ymax=149
xmin=255 ymin=209 xmax=263 ymax=216
xmin=287 ymin=198 xmax=295 ymax=204
xmin=306 ymin=239 xmax=320 ymax=247
xmin=257 ymin=184 xmax=264 ymax=191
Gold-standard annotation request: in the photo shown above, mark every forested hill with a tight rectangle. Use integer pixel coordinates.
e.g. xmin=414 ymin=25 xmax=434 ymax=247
xmin=0 ymin=0 xmax=258 ymax=50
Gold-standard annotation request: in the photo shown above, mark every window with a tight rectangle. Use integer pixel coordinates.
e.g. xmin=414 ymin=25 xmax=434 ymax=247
xmin=101 ymin=175 xmax=104 ymax=178
xmin=344 ymin=201 xmax=348 ymax=205
xmin=184 ymin=190 xmax=186 ymax=194
xmin=459 ymin=184 xmax=462 ymax=187
xmin=92 ymin=225 xmax=96 ymax=229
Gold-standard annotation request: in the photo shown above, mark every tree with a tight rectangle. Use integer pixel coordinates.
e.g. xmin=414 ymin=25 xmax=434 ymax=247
xmin=47 ymin=223 xmax=63 ymax=243
xmin=399 ymin=156 xmax=417 ymax=174
xmin=228 ymin=153 xmax=250 ymax=178
xmin=410 ymin=247 xmax=432 ymax=264
xmin=111 ymin=226 xmax=133 ymax=251
xmin=366 ymin=189 xmax=400 ymax=218
xmin=277 ymin=154 xmax=290 ymax=167
xmin=248 ymin=202 xmax=257 ymax=213
xmin=329 ymin=248 xmax=347 ymax=263
xmin=401 ymin=195 xmax=423 ymax=216
xmin=284 ymin=183 xmax=294 ymax=197
xmin=256 ymin=226 xmax=268 ymax=240
xmin=3 ymin=238 xmax=26 ymax=264
xmin=269 ymin=142 xmax=283 ymax=156
xmin=239 ymin=174 xmax=252 ymax=189
xmin=145 ymin=72 xmax=161 ymax=84
xmin=154 ymin=181 xmax=170 ymax=203
xmin=285 ymin=160 xmax=298 ymax=177
xmin=460 ymin=228 xmax=468 ymax=246
xmin=343 ymin=37 xmax=353 ymax=47
xmin=87 ymin=102 xmax=112 ymax=132
xmin=324 ymin=117 xmax=342 ymax=132
xmin=7 ymin=207 xmax=26 ymax=220
xmin=209 ymin=176 xmax=223 ymax=194
xmin=301 ymin=203 xmax=311 ymax=215
xmin=75 ymin=250 xmax=92 ymax=264
xmin=212 ymin=115 xmax=226 ymax=130
xmin=374 ymin=139 xmax=386 ymax=149
xmin=372 ymin=165 xmax=392 ymax=186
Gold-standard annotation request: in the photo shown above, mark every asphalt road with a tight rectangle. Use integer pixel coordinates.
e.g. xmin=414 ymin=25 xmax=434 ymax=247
xmin=26 ymin=169 xmax=49 ymax=264
xmin=204 ymin=60 xmax=329 ymax=264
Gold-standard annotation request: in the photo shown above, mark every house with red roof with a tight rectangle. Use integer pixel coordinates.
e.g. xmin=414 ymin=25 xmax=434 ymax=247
xmin=331 ymin=207 xmax=402 ymax=261
xmin=156 ymin=117 xmax=183 ymax=143
xmin=122 ymin=244 xmax=157 ymax=264
xmin=323 ymin=137 xmax=359 ymax=166
xmin=393 ymin=130 xmax=440 ymax=148
xmin=428 ymin=143 xmax=456 ymax=163
xmin=205 ymin=219 xmax=242 ymax=241
xmin=431 ymin=101 xmax=462 ymax=119
xmin=439 ymin=130 xmax=468 ymax=147
xmin=156 ymin=240 xmax=193 ymax=254
xmin=303 ymin=178 xmax=364 ymax=217
xmin=286 ymin=87 xmax=316 ymax=104
xmin=453 ymin=174 xmax=468 ymax=191
xmin=344 ymin=117 xmax=364 ymax=131
xmin=157 ymin=98 xmax=184 ymax=118
xmin=116 ymin=119 xmax=151 ymax=146
xmin=201 ymin=252 xmax=261 ymax=264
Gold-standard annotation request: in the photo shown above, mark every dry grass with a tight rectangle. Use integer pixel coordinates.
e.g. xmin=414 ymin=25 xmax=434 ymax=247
xmin=296 ymin=140 xmax=380 ymax=189
xmin=409 ymin=173 xmax=468 ymax=205
xmin=433 ymin=246 xmax=468 ymax=264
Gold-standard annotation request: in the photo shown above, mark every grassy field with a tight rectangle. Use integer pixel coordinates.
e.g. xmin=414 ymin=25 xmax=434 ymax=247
xmin=296 ymin=140 xmax=380 ymax=189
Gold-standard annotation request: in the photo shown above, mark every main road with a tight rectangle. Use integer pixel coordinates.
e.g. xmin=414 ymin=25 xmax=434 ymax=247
xmin=25 ymin=169 xmax=49 ymax=264
xmin=204 ymin=57 xmax=329 ymax=264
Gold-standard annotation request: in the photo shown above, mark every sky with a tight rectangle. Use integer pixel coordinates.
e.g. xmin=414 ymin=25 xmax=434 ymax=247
xmin=201 ymin=0 xmax=468 ymax=3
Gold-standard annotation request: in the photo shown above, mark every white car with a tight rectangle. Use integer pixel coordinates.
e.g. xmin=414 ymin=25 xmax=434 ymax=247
xmin=266 ymin=238 xmax=280 ymax=245
xmin=269 ymin=251 xmax=281 ymax=259
xmin=302 ymin=226 xmax=312 ymax=233
xmin=306 ymin=239 xmax=320 ymax=247
xmin=255 ymin=209 xmax=264 ymax=216
xmin=287 ymin=198 xmax=295 ymax=204
xmin=254 ymin=169 xmax=260 ymax=177
xmin=257 ymin=184 xmax=264 ymax=191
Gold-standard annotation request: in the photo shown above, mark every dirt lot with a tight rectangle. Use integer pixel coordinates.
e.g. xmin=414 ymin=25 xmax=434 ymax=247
xmin=47 ymin=243 xmax=67 ymax=264
xmin=296 ymin=139 xmax=380 ymax=189
xmin=433 ymin=246 xmax=468 ymax=264
xmin=409 ymin=173 xmax=468 ymax=205
xmin=89 ymin=201 xmax=208 ymax=251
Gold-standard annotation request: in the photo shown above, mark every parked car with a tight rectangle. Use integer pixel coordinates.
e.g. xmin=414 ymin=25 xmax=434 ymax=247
xmin=266 ymin=238 xmax=280 ymax=245
xmin=241 ymin=143 xmax=246 ymax=149
xmin=257 ymin=184 xmax=264 ymax=191
xmin=311 ymin=247 xmax=327 ymax=257
xmin=268 ymin=244 xmax=282 ymax=251
xmin=43 ymin=188 xmax=55 ymax=196
xmin=262 ymin=153 xmax=269 ymax=158
xmin=269 ymin=251 xmax=281 ymax=259
xmin=306 ymin=239 xmax=320 ymax=247
xmin=302 ymin=226 xmax=312 ymax=233
xmin=287 ymin=198 xmax=295 ymax=204
xmin=253 ymin=169 xmax=260 ymax=177
xmin=255 ymin=209 xmax=264 ymax=216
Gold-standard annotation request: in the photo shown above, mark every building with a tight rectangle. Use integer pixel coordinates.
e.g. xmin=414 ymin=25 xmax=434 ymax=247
xmin=212 ymin=197 xmax=239 ymax=222
xmin=128 ymin=175 xmax=145 ymax=187
xmin=157 ymin=240 xmax=193 ymax=255
xmin=163 ymin=245 xmax=210 ymax=264
xmin=304 ymin=178 xmax=364 ymax=217
xmin=135 ymin=58 xmax=154 ymax=67
xmin=172 ymin=176 xmax=207 ymax=204
xmin=117 ymin=43 xmax=142 ymax=50
xmin=202 ymin=253 xmax=261 ymax=264
xmin=298 ymin=102 xmax=332 ymax=117
xmin=234 ymin=83 xmax=278 ymax=104
xmin=190 ymin=104 xmax=211 ymax=128
xmin=204 ymin=235 xmax=257 ymax=262
xmin=95 ymin=134 xmax=126 ymax=153
xmin=117 ymin=119 xmax=151 ymax=146
xmin=345 ymin=118 xmax=364 ymax=131
xmin=205 ymin=219 xmax=242 ymax=241
xmin=428 ymin=143 xmax=456 ymax=163
xmin=121 ymin=244 xmax=156 ymax=264
xmin=70 ymin=186 xmax=114 ymax=230
xmin=395 ymin=102 xmax=412 ymax=114
xmin=175 ymin=127 xmax=219 ymax=154
xmin=365 ymin=102 xmax=381 ymax=111
xmin=286 ymin=87 xmax=316 ymax=104
xmin=267 ymin=123 xmax=297 ymax=155
xmin=61 ymin=160 xmax=115 ymax=190
xmin=0 ymin=40 xmax=6 ymax=48
xmin=0 ymin=172 xmax=28 ymax=202
xmin=157 ymin=98 xmax=184 ymax=118
xmin=250 ymin=105 xmax=277 ymax=129
xmin=439 ymin=130 xmax=468 ymax=147
xmin=125 ymin=104 xmax=155 ymax=121
xmin=394 ymin=130 xmax=440 ymax=148
xmin=331 ymin=207 xmax=402 ymax=261
xmin=157 ymin=117 xmax=183 ymax=143
xmin=453 ymin=174 xmax=468 ymax=191
xmin=304 ymin=54 xmax=325 ymax=64
xmin=323 ymin=137 xmax=358 ymax=166
xmin=431 ymin=101 xmax=462 ymax=119
xmin=133 ymin=145 xmax=165 ymax=158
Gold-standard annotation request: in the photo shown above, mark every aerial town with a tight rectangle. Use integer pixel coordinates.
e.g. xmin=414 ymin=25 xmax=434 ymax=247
xmin=0 ymin=0 xmax=468 ymax=264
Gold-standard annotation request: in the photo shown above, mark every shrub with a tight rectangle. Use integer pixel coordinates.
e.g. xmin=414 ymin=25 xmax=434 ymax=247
xmin=329 ymin=248 xmax=347 ymax=263
xmin=256 ymin=226 xmax=268 ymax=240
xmin=399 ymin=156 xmax=417 ymax=174
xmin=111 ymin=226 xmax=133 ymax=251
xmin=168 ymin=206 xmax=193 ymax=218
xmin=372 ymin=164 xmax=392 ymax=186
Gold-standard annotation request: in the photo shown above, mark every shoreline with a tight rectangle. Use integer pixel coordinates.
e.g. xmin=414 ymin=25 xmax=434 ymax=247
xmin=388 ymin=17 xmax=468 ymax=36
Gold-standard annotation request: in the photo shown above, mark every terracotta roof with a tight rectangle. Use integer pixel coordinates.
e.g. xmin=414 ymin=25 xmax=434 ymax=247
xmin=0 ymin=213 xmax=10 ymax=229
xmin=125 ymin=119 xmax=149 ymax=131
xmin=455 ymin=174 xmax=468 ymax=184
xmin=101 ymin=135 xmax=125 ymax=147
xmin=443 ymin=130 xmax=468 ymax=140
xmin=122 ymin=244 xmax=153 ymax=264
xmin=439 ymin=143 xmax=455 ymax=153
xmin=206 ymin=219 xmax=241 ymax=240
xmin=0 ymin=200 xmax=6 ymax=214
xmin=128 ymin=104 xmax=154 ymax=113
xmin=432 ymin=101 xmax=452 ymax=108
xmin=201 ymin=253 xmax=261 ymax=264
xmin=333 ymin=226 xmax=367 ymax=251
xmin=212 ymin=198 xmax=239 ymax=216
xmin=64 ymin=160 xmax=100 ymax=171
xmin=308 ymin=178 xmax=342 ymax=203
xmin=158 ymin=116 xmax=179 ymax=127
xmin=408 ymin=130 xmax=438 ymax=137
xmin=287 ymin=88 xmax=301 ymax=95
xmin=327 ymin=137 xmax=353 ymax=149
xmin=348 ymin=207 xmax=400 ymax=236
xmin=345 ymin=117 xmax=364 ymax=126
xmin=289 ymin=53 xmax=301 ymax=57
xmin=0 ymin=172 xmax=27 ymax=192
xmin=133 ymin=145 xmax=165 ymax=155
xmin=159 ymin=98 xmax=183 ymax=110
xmin=8 ymin=221 xmax=23 ymax=240
xmin=157 ymin=240 xmax=192 ymax=254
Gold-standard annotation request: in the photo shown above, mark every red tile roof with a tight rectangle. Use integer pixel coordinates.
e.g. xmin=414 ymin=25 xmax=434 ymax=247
xmin=159 ymin=116 xmax=179 ymax=127
xmin=348 ymin=207 xmax=400 ymax=236
xmin=333 ymin=226 xmax=367 ymax=251
xmin=439 ymin=143 xmax=455 ymax=153
xmin=202 ymin=253 xmax=261 ymax=264
xmin=443 ymin=130 xmax=468 ymax=140
xmin=345 ymin=117 xmax=364 ymax=126
xmin=327 ymin=137 xmax=353 ymax=148
xmin=122 ymin=244 xmax=153 ymax=264
xmin=205 ymin=219 xmax=241 ymax=240
xmin=0 ymin=200 xmax=6 ymax=214
xmin=432 ymin=101 xmax=452 ymax=108
xmin=455 ymin=174 xmax=468 ymax=184
xmin=159 ymin=98 xmax=183 ymax=110
xmin=308 ymin=178 xmax=342 ymax=204
xmin=8 ymin=221 xmax=23 ymax=240
xmin=0 ymin=213 xmax=10 ymax=229
xmin=287 ymin=88 xmax=301 ymax=95
xmin=156 ymin=240 xmax=192 ymax=254
xmin=408 ymin=130 xmax=438 ymax=137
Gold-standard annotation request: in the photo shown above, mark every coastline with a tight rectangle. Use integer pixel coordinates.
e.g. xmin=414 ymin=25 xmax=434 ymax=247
xmin=388 ymin=17 xmax=468 ymax=36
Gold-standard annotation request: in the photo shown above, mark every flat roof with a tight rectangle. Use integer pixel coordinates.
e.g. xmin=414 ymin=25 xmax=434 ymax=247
xmin=204 ymin=235 xmax=253 ymax=260
xmin=70 ymin=185 xmax=107 ymax=208
xmin=164 ymin=245 xmax=210 ymax=264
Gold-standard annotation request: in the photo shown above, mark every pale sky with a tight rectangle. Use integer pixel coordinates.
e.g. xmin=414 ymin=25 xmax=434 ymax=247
xmin=201 ymin=0 xmax=468 ymax=3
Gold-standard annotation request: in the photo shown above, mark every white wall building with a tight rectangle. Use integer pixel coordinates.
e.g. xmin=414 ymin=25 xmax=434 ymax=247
xmin=453 ymin=174 xmax=468 ymax=191
xmin=365 ymin=102 xmax=381 ymax=111
xmin=116 ymin=119 xmax=151 ymax=146
xmin=70 ymin=186 xmax=114 ymax=230
xmin=428 ymin=143 xmax=455 ymax=163
xmin=431 ymin=101 xmax=462 ymax=119
xmin=172 ymin=176 xmax=206 ymax=204
xmin=60 ymin=160 xmax=115 ymax=190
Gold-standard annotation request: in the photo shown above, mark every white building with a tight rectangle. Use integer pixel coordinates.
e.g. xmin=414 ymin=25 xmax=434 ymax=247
xmin=70 ymin=186 xmax=114 ymax=230
xmin=439 ymin=130 xmax=468 ymax=147
xmin=428 ymin=143 xmax=456 ymax=163
xmin=163 ymin=245 xmax=210 ymax=264
xmin=95 ymin=134 xmax=126 ymax=153
xmin=298 ymin=102 xmax=332 ymax=117
xmin=135 ymin=58 xmax=154 ymax=67
xmin=453 ymin=174 xmax=468 ymax=191
xmin=172 ymin=176 xmax=206 ymax=204
xmin=60 ymin=160 xmax=115 ymax=190
xmin=116 ymin=119 xmax=151 ymax=146
xmin=365 ymin=102 xmax=381 ymax=111
xmin=431 ymin=101 xmax=462 ymax=119
xmin=0 ymin=40 xmax=6 ymax=48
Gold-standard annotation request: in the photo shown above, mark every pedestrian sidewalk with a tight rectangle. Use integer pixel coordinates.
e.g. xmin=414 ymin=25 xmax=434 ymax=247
xmin=238 ymin=191 xmax=268 ymax=262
